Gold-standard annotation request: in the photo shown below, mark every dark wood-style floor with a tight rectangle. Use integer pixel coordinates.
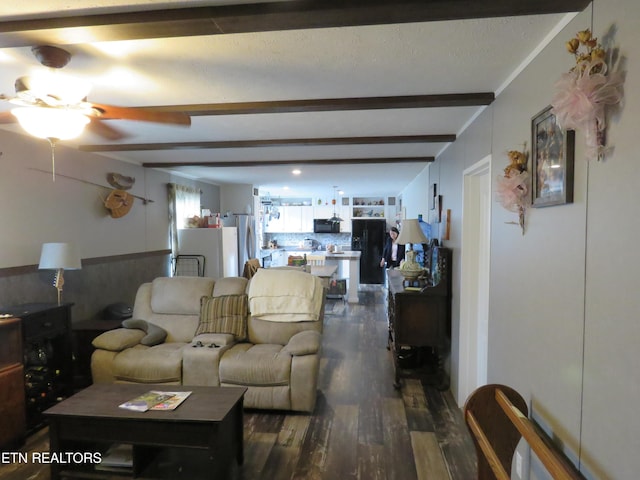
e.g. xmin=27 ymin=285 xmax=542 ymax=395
xmin=0 ymin=285 xmax=477 ymax=480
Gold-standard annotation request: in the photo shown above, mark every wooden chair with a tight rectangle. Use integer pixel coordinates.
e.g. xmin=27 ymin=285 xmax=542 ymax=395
xmin=243 ymin=258 xmax=261 ymax=279
xmin=463 ymin=384 xmax=585 ymax=480
xmin=306 ymin=254 xmax=325 ymax=266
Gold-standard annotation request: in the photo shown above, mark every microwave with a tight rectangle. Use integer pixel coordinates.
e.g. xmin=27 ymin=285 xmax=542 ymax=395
xmin=313 ymin=219 xmax=340 ymax=233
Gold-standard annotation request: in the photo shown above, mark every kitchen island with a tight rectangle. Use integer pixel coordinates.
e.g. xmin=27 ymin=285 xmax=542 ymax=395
xmin=263 ymin=248 xmax=361 ymax=303
xmin=323 ymin=250 xmax=361 ymax=303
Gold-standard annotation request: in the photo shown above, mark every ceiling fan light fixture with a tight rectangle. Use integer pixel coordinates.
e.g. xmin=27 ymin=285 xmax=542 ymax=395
xmin=12 ymin=107 xmax=89 ymax=140
xmin=16 ymin=72 xmax=92 ymax=106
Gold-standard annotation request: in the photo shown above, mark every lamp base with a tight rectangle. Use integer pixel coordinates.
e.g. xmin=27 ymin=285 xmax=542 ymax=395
xmin=53 ymin=268 xmax=65 ymax=306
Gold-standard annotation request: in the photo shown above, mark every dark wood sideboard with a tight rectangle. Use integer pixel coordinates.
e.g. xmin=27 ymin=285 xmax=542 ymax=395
xmin=0 ymin=316 xmax=26 ymax=449
xmin=386 ymin=246 xmax=452 ymax=390
xmin=2 ymin=303 xmax=74 ymax=434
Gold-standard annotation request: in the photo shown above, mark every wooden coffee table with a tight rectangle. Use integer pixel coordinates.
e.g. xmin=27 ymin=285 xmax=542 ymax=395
xmin=44 ymin=383 xmax=246 ymax=479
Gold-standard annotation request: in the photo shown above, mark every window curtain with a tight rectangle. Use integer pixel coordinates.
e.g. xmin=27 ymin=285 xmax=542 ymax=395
xmin=167 ymin=183 xmax=201 ymax=261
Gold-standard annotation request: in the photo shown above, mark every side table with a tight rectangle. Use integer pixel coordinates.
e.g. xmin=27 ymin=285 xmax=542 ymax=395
xmin=72 ymin=318 xmax=123 ymax=389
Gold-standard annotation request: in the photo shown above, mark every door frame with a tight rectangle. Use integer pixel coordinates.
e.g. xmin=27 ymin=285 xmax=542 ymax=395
xmin=458 ymin=155 xmax=492 ymax=406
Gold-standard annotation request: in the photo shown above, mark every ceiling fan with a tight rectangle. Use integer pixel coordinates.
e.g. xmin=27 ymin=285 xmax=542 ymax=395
xmin=0 ymin=45 xmax=191 ymax=142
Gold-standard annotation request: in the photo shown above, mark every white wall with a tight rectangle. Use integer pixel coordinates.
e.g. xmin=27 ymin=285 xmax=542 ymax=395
xmin=0 ymin=129 xmax=217 ymax=268
xmin=220 ymin=183 xmax=255 ymax=215
xmin=399 ymin=165 xmax=430 ymax=220
xmin=401 ymin=2 xmax=639 ymax=477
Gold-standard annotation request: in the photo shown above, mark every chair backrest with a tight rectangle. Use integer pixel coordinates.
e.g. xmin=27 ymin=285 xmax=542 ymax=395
xmin=246 ymin=269 xmax=324 ymax=345
xmin=306 ymin=254 xmax=325 ymax=266
xmin=463 ymin=384 xmax=528 ymax=480
xmin=243 ymin=258 xmax=261 ymax=279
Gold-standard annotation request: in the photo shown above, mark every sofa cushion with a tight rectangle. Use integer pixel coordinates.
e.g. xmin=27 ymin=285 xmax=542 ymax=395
xmin=92 ymin=328 xmax=146 ymax=352
xmin=212 ymin=276 xmax=249 ymax=297
xmin=150 ymin=277 xmax=216 ymax=315
xmin=196 ymin=294 xmax=248 ymax=340
xmin=219 ymin=343 xmax=291 ymax=386
xmin=113 ymin=343 xmax=184 ymax=383
xmin=122 ymin=319 xmax=168 ymax=346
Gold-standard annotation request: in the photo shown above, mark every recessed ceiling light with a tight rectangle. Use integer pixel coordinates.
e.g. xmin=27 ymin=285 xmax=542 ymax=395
xmin=292 ymin=169 xmax=301 ymax=175
xmin=283 ymin=186 xmax=290 ymax=190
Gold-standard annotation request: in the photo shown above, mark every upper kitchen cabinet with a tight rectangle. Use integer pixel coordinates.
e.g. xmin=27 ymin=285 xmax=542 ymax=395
xmin=284 ymin=205 xmax=313 ymax=232
xmin=265 ymin=205 xmax=313 ymax=233
xmin=340 ymin=205 xmax=352 ymax=232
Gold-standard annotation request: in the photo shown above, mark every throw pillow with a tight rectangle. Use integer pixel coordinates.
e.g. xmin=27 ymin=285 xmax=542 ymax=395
xmin=197 ymin=294 xmax=248 ymax=340
xmin=122 ymin=319 xmax=168 ymax=346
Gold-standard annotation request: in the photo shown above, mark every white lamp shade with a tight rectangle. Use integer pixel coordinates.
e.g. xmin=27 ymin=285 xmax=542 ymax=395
xmin=39 ymin=243 xmax=82 ymax=270
xmin=395 ymin=219 xmax=428 ymax=245
xmin=12 ymin=107 xmax=89 ymax=140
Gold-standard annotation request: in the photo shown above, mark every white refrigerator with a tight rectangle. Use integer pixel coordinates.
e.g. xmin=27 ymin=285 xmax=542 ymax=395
xmin=178 ymin=227 xmax=239 ymax=278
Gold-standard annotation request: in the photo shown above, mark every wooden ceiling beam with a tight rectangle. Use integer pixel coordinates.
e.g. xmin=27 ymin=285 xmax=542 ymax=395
xmin=79 ymin=134 xmax=455 ymax=152
xmin=139 ymin=93 xmax=495 ymax=116
xmin=0 ymin=0 xmax=592 ymax=48
xmin=143 ymin=157 xmax=434 ymax=169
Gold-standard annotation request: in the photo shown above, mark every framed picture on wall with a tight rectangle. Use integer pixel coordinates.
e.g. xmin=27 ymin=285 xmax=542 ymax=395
xmin=531 ymin=106 xmax=575 ymax=207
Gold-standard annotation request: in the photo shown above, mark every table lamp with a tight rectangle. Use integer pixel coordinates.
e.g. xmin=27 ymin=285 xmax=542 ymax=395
xmin=39 ymin=242 xmax=82 ymax=305
xmin=395 ymin=219 xmax=428 ymax=280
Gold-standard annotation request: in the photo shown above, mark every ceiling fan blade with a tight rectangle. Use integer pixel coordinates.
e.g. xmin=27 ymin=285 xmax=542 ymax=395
xmin=86 ymin=118 xmax=129 ymax=141
xmin=0 ymin=111 xmax=17 ymax=124
xmin=88 ymin=103 xmax=191 ymax=126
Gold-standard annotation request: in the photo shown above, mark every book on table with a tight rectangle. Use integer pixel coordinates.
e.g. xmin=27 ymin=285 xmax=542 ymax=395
xmin=96 ymin=444 xmax=133 ymax=472
xmin=118 ymin=390 xmax=192 ymax=412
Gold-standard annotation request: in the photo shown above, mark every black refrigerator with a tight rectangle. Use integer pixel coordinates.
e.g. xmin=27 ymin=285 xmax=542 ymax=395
xmin=351 ymin=219 xmax=386 ymax=284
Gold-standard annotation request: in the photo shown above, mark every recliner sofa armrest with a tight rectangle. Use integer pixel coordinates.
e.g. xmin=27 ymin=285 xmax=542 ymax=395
xmin=92 ymin=328 xmax=146 ymax=352
xmin=283 ymin=330 xmax=322 ymax=356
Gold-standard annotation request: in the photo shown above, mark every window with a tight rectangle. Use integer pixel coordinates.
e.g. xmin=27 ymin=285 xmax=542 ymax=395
xmin=167 ymin=183 xmax=201 ymax=262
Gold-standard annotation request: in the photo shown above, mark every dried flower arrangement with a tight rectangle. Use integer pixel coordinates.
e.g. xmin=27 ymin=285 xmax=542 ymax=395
xmin=551 ymin=29 xmax=623 ymax=161
xmin=496 ymin=147 xmax=530 ymax=235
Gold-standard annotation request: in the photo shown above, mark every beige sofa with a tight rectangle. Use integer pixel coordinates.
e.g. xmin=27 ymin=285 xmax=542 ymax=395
xmin=91 ymin=269 xmax=324 ymax=412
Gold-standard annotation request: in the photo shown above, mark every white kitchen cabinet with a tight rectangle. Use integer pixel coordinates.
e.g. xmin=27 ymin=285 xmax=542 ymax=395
xmin=264 ymin=208 xmax=284 ymax=232
xmin=266 ymin=206 xmax=313 ymax=232
xmin=301 ymin=206 xmax=314 ymax=232
xmin=270 ymin=249 xmax=286 ymax=267
xmin=281 ymin=206 xmax=299 ymax=232
xmin=340 ymin=205 xmax=351 ymax=232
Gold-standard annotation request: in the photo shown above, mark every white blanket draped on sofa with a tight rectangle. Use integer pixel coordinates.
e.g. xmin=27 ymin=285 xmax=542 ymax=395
xmin=248 ymin=269 xmax=323 ymax=322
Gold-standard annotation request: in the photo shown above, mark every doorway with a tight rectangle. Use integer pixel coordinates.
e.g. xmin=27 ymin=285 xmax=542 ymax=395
xmin=458 ymin=155 xmax=491 ymax=406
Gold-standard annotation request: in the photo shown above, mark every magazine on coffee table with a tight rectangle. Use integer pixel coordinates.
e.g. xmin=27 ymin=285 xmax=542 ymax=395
xmin=150 ymin=391 xmax=192 ymax=410
xmin=118 ymin=390 xmax=191 ymax=412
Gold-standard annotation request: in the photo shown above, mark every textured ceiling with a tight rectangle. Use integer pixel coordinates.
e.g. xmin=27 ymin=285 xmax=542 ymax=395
xmin=0 ymin=1 xmax=580 ymax=198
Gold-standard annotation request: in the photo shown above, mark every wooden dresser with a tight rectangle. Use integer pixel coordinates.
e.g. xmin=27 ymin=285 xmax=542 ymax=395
xmin=386 ymin=246 xmax=452 ymax=389
xmin=3 ymin=303 xmax=74 ymax=434
xmin=0 ymin=316 xmax=26 ymax=449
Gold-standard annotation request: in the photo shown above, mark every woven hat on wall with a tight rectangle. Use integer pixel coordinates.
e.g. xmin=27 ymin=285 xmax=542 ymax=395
xmin=104 ymin=189 xmax=134 ymax=218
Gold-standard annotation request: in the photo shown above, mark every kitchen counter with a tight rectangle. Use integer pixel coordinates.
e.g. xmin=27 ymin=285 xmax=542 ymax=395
xmin=324 ymin=250 xmax=361 ymax=260
xmin=259 ymin=247 xmax=284 ymax=258
xmin=317 ymin=251 xmax=361 ymax=303
xmin=262 ymin=249 xmax=360 ymax=302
